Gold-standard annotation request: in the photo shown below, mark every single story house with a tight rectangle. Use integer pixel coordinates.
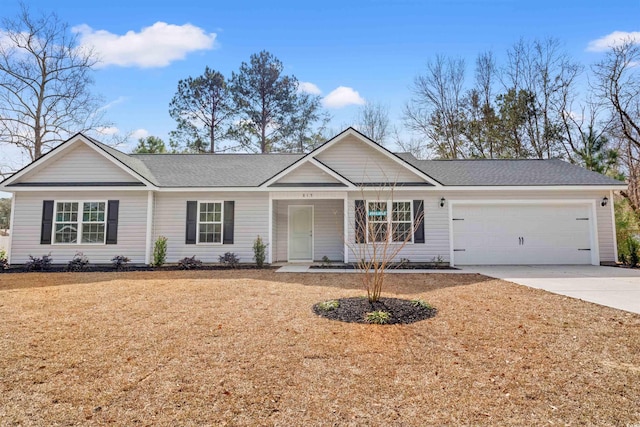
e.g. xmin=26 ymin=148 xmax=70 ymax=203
xmin=0 ymin=127 xmax=627 ymax=266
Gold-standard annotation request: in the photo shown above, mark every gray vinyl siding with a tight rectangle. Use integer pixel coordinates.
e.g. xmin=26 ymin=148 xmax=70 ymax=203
xmin=18 ymin=143 xmax=139 ymax=184
xmin=153 ymin=192 xmax=269 ymax=264
xmin=276 ymin=162 xmax=341 ymax=184
xmin=273 ymin=199 xmax=344 ymax=262
xmin=10 ymin=191 xmax=148 ymax=264
xmin=345 ymin=190 xmax=616 ymax=264
xmin=316 ymin=135 xmax=425 ymax=183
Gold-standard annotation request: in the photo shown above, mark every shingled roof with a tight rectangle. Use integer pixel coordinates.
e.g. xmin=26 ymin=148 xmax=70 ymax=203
xmin=130 ymin=153 xmax=304 ymax=187
xmin=395 ymin=154 xmax=624 ymax=187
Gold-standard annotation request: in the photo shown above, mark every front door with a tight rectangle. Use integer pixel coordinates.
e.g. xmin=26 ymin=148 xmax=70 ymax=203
xmin=289 ymin=206 xmax=313 ymax=261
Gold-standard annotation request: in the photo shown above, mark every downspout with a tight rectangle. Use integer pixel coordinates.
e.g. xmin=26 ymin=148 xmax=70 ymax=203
xmin=7 ymin=193 xmax=16 ymax=265
xmin=145 ymin=191 xmax=154 ymax=265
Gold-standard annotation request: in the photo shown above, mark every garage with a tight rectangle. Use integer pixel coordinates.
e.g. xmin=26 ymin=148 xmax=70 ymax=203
xmin=451 ymin=203 xmax=596 ymax=265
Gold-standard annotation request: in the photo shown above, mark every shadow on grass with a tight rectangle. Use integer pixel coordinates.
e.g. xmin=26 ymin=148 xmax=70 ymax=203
xmin=0 ymin=269 xmax=495 ymax=295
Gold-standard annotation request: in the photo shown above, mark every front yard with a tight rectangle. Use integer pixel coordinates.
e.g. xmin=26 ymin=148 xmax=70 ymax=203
xmin=0 ymin=270 xmax=638 ymax=425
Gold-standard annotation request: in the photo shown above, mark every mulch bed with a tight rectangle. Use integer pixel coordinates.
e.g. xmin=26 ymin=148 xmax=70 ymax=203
xmin=310 ymin=263 xmax=456 ymax=270
xmin=0 ymin=264 xmax=271 ymax=274
xmin=313 ymin=297 xmax=437 ymax=324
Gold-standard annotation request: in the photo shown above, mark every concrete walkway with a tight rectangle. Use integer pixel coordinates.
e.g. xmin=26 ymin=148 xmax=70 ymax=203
xmin=462 ymin=265 xmax=640 ymax=315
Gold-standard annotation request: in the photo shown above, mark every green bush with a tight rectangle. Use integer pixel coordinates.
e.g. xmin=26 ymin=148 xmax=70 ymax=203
xmin=318 ymin=300 xmax=340 ymax=311
xmin=253 ymin=235 xmax=267 ymax=268
xmin=0 ymin=249 xmax=8 ymax=270
xmin=153 ymin=236 xmax=168 ymax=266
xmin=625 ymin=236 xmax=639 ymax=267
xmin=365 ymin=310 xmax=390 ymax=324
xmin=410 ymin=299 xmax=434 ymax=309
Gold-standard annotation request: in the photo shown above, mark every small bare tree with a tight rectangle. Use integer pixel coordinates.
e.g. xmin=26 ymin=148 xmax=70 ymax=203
xmin=356 ymin=101 xmax=390 ymax=144
xmin=347 ymin=184 xmax=424 ymax=303
xmin=0 ymin=5 xmax=106 ymax=161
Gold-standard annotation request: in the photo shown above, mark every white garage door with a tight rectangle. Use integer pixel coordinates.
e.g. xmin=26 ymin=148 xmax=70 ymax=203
xmin=452 ymin=204 xmax=594 ymax=265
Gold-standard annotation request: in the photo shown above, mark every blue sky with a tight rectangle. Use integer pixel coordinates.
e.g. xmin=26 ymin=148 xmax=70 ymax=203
xmin=2 ymin=0 xmax=640 ymax=163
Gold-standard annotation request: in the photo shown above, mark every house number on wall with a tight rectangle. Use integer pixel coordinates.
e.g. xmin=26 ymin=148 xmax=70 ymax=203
xmin=302 ymin=193 xmax=313 ymax=198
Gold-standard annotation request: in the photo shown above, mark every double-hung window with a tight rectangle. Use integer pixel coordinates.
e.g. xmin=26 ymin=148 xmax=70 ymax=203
xmin=198 ymin=202 xmax=223 ymax=243
xmin=54 ymin=201 xmax=106 ymax=244
xmin=366 ymin=200 xmax=413 ymax=243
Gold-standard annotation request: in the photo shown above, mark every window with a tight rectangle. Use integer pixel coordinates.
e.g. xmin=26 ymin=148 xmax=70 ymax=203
xmin=366 ymin=200 xmax=413 ymax=243
xmin=198 ymin=202 xmax=223 ymax=243
xmin=54 ymin=201 xmax=106 ymax=244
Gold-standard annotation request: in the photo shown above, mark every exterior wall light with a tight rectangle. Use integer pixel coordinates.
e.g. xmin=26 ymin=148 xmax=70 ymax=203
xmin=601 ymin=196 xmax=608 ymax=207
xmin=440 ymin=197 xmax=446 ymax=208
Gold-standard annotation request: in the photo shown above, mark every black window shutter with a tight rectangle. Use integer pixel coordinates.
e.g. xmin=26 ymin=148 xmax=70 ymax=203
xmin=186 ymin=201 xmax=197 ymax=244
xmin=223 ymin=201 xmax=235 ymax=244
xmin=355 ymin=200 xmax=366 ymax=243
xmin=413 ymin=200 xmax=425 ymax=244
xmin=106 ymin=200 xmax=119 ymax=244
xmin=40 ymin=200 xmax=54 ymax=244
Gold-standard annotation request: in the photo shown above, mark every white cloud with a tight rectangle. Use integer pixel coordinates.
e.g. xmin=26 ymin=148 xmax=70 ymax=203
xmin=298 ymin=81 xmax=322 ymax=95
xmin=72 ymin=22 xmax=217 ymax=68
xmin=587 ymin=31 xmax=640 ymax=52
xmin=322 ymin=86 xmax=366 ymax=109
xmin=96 ymin=126 xmax=119 ymax=135
xmin=131 ymin=128 xmax=149 ymax=140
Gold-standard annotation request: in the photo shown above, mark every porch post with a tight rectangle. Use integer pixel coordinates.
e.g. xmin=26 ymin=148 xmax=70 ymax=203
xmin=343 ymin=196 xmax=349 ymax=263
xmin=268 ymin=193 xmax=273 ymax=264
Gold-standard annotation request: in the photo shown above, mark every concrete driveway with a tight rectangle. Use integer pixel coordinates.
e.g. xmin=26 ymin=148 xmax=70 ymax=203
xmin=462 ymin=265 xmax=640 ymax=315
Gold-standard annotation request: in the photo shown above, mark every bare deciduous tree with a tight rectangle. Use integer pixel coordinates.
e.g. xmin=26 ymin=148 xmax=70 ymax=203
xmin=348 ymin=184 xmax=424 ymax=303
xmin=592 ymin=39 xmax=640 ymax=210
xmin=404 ymin=55 xmax=467 ymax=158
xmin=0 ymin=5 xmax=107 ymax=161
xmin=356 ymin=101 xmax=390 ymax=144
xmin=502 ymin=38 xmax=582 ymax=158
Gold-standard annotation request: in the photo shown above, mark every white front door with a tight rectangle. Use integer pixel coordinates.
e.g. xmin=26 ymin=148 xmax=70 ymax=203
xmin=289 ymin=206 xmax=313 ymax=261
xmin=452 ymin=203 xmax=594 ymax=265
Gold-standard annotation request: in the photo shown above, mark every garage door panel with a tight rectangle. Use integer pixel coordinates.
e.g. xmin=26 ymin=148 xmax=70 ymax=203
xmin=452 ymin=203 xmax=593 ymax=265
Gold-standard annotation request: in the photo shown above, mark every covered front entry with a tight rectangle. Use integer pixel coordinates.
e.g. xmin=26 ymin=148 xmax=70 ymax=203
xmin=271 ymin=196 xmax=345 ymax=263
xmin=451 ymin=202 xmax=597 ymax=265
xmin=288 ymin=206 xmax=313 ymax=261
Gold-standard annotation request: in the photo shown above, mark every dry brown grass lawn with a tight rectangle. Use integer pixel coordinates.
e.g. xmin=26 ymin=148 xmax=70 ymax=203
xmin=0 ymin=270 xmax=638 ymax=426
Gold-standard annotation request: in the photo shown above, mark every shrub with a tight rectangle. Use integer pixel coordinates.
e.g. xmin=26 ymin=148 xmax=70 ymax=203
xmin=626 ymin=236 xmax=639 ymax=267
xmin=67 ymin=252 xmax=90 ymax=272
xmin=321 ymin=255 xmax=332 ymax=267
xmin=253 ymin=235 xmax=267 ymax=268
xmin=411 ymin=299 xmax=434 ymax=309
xmin=365 ymin=310 xmax=390 ymax=324
xmin=318 ymin=300 xmax=340 ymax=311
xmin=25 ymin=254 xmax=52 ymax=271
xmin=0 ymin=249 xmax=8 ymax=270
xmin=178 ymin=255 xmax=203 ymax=270
xmin=111 ymin=255 xmax=131 ymax=271
xmin=219 ymin=252 xmax=240 ymax=268
xmin=153 ymin=236 xmax=168 ymax=266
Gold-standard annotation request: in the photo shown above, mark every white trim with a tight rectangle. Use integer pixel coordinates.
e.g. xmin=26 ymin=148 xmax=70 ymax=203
xmin=308 ymin=128 xmax=442 ymax=187
xmin=196 ymin=201 xmax=224 ymax=245
xmin=81 ymin=139 xmax=156 ymax=188
xmin=51 ymin=200 xmax=108 ymax=246
xmin=449 ymin=199 xmax=600 ymax=266
xmin=364 ymin=199 xmax=414 ymax=244
xmin=262 ymin=156 xmax=356 ymax=188
xmin=145 ymin=191 xmax=154 ymax=265
xmin=3 ymin=186 xmax=153 ymax=192
xmin=0 ymin=134 xmax=157 ymax=189
xmin=343 ymin=197 xmax=349 ymax=263
xmin=7 ymin=194 xmax=15 ymax=264
xmin=0 ymin=136 xmax=85 ymax=187
xmin=610 ymin=190 xmax=618 ymax=263
xmin=4 ymin=184 xmax=627 ymax=193
xmin=268 ymin=193 xmax=273 ymax=264
xmin=437 ymin=185 xmax=627 ymax=192
xmin=287 ymin=205 xmax=314 ymax=262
